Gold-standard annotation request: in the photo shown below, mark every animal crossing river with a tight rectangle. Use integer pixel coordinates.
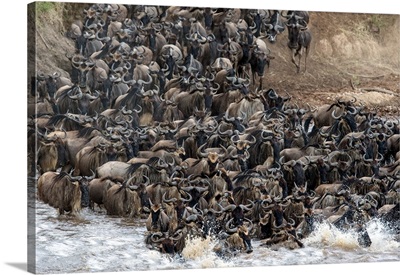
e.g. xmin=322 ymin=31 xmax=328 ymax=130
xmin=33 ymin=197 xmax=399 ymax=274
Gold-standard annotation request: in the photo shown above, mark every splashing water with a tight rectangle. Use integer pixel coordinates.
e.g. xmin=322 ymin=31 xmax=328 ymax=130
xmin=305 ymin=219 xmax=400 ymax=251
xmin=302 ymin=218 xmax=400 ymax=264
xmin=364 ymin=219 xmax=400 ymax=253
xmin=180 ymin=235 xmax=235 ymax=269
xmin=34 ymin=199 xmax=400 ymax=273
xmin=304 ymin=221 xmax=360 ymax=250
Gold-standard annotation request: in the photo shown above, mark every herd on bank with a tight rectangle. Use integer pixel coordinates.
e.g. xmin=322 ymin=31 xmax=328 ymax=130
xmin=29 ymin=3 xmax=400 ymax=255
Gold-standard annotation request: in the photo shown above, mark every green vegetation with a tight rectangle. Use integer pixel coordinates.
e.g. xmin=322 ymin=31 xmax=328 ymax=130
xmin=349 ymin=14 xmax=394 ymax=40
xmin=32 ymin=1 xmax=67 ymax=29
xmin=369 ymin=14 xmax=390 ymax=30
xmin=35 ymin=2 xmax=56 ymax=14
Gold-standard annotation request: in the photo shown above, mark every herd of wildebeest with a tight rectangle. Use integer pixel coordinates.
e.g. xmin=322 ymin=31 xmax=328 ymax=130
xmin=28 ymin=3 xmax=399 ymax=256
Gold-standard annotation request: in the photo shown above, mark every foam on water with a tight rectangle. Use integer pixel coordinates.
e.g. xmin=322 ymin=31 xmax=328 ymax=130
xmin=364 ymin=219 xmax=400 ymax=253
xmin=34 ymin=198 xmax=400 ymax=273
xmin=304 ymin=219 xmax=399 ymax=253
xmin=180 ymin=235 xmax=234 ymax=269
xmin=305 ymin=222 xmax=359 ymax=250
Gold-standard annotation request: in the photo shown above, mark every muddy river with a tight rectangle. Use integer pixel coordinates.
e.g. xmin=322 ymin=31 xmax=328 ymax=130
xmin=29 ymin=181 xmax=399 ymax=274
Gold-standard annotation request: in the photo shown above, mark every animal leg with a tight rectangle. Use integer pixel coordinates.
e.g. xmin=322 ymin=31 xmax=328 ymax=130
xmin=58 ymin=208 xmax=64 ymax=216
xmin=304 ymin=46 xmax=310 ymax=73
xmin=291 ymin=49 xmax=300 ymax=73
xmin=297 ymin=53 xmax=302 ymax=73
xmin=243 ymin=237 xmax=253 ymax=253
xmin=297 ymin=47 xmax=305 ymax=73
xmin=259 ymin=76 xmax=263 ymax=91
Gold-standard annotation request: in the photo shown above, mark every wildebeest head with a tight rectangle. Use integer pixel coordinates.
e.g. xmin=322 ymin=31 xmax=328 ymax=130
xmin=179 ymin=177 xmax=210 ymax=208
xmin=194 ymin=74 xmax=219 ymax=111
xmin=66 ymin=54 xmax=95 ymax=87
xmin=264 ymin=10 xmax=285 ymax=43
xmin=222 ymin=111 xmax=246 ymax=133
xmin=161 ymin=44 xmax=183 ymax=80
xmin=327 ymin=151 xmax=353 ymax=178
xmin=249 ymin=37 xmax=274 ymax=88
xmin=186 ymin=31 xmax=207 ymax=59
xmin=44 ymin=72 xmax=62 ymax=99
xmin=231 ymin=134 xmax=256 ymax=152
xmin=37 ymin=129 xmax=68 ymax=172
xmin=284 ymin=10 xmax=310 ymax=49
xmin=78 ymin=174 xmax=95 ymax=208
xmin=62 ymin=85 xmax=100 ymax=115
xmin=248 ymin=9 xmax=269 ymax=38
xmin=64 ymin=172 xmax=93 ymax=209
xmin=150 ymin=203 xmax=162 ymax=230
xmin=197 ymin=143 xmax=227 ymax=164
xmin=150 ymin=229 xmax=185 ymax=254
xmin=282 ymin=159 xmax=307 ymax=190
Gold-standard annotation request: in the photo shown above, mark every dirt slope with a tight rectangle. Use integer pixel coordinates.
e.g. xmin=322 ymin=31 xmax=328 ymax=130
xmin=264 ymin=11 xmax=400 ymax=116
xmin=30 ymin=3 xmax=400 ymax=116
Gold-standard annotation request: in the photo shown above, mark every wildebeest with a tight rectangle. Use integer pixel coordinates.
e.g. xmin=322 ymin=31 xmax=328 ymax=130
xmin=73 ymin=143 xmax=112 ymax=176
xmin=104 ymin=181 xmax=143 ymax=218
xmin=87 ymin=176 xmax=123 ymax=210
xmin=224 ymin=218 xmax=254 ymax=253
xmin=378 ymin=203 xmax=400 ymax=234
xmin=36 ymin=130 xmax=67 ymax=174
xmin=249 ymin=38 xmax=272 ymax=90
xmin=145 ymin=229 xmax=186 ymax=254
xmin=284 ymin=11 xmax=312 ymax=73
xmin=264 ymin=10 xmax=286 ymax=43
xmin=146 ymin=202 xmax=171 ymax=233
xmin=55 ymin=85 xmax=101 ymax=115
xmin=31 ymin=3 xmax=400 ymax=257
xmin=37 ymin=171 xmax=89 ymax=216
xmin=158 ymin=44 xmax=184 ymax=80
xmin=303 ymin=98 xmax=358 ymax=133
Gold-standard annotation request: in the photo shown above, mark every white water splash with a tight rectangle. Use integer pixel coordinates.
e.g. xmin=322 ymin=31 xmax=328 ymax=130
xmin=364 ymin=219 xmax=400 ymax=253
xmin=180 ymin=235 xmax=234 ymax=269
xmin=305 ymin=221 xmax=359 ymax=250
xmin=34 ymin=198 xmax=400 ymax=273
xmin=304 ymin=219 xmax=400 ymax=253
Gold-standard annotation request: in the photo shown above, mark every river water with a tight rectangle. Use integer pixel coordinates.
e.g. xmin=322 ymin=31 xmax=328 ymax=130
xmin=30 ymin=183 xmax=400 ymax=274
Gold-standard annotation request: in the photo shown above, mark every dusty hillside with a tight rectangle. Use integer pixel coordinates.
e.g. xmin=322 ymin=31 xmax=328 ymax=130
xmin=264 ymin=11 xmax=400 ymax=116
xmin=28 ymin=2 xmax=86 ymax=77
xmin=29 ymin=3 xmax=400 ymax=116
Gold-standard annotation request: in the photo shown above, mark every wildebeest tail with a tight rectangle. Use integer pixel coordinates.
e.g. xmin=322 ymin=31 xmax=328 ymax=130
xmin=304 ymin=115 xmax=313 ymax=133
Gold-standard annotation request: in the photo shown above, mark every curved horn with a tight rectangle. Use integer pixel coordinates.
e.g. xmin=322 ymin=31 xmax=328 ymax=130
xmin=84 ymin=169 xmax=96 ymax=181
xmin=87 ymin=90 xmax=100 ymax=100
xmin=162 ymin=192 xmax=177 ymax=203
xmin=197 ymin=143 xmax=209 ymax=159
xmin=240 ymin=199 xmax=255 ymax=211
xmin=246 ymin=134 xmax=256 ymax=145
xmin=150 ymin=232 xmax=165 ymax=243
xmin=225 ymin=218 xmax=237 ymax=233
xmin=67 ymin=87 xmax=83 ymax=100
xmin=217 ymin=145 xmax=228 ymax=159
xmin=137 ymin=74 xmax=153 ymax=86
xmin=331 ymin=108 xmax=343 ymax=120
xmin=179 ymin=191 xmax=193 ymax=203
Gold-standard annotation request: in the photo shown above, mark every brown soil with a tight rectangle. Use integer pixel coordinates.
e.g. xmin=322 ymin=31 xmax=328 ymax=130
xmin=30 ymin=4 xmax=400 ymax=117
xmin=263 ymin=11 xmax=400 ymax=117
